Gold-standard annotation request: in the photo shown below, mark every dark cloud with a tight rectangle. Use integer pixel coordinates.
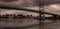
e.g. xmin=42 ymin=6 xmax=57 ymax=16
xmin=0 ymin=0 xmax=60 ymax=6
xmin=16 ymin=0 xmax=40 ymax=7
xmin=0 ymin=0 xmax=18 ymax=2
xmin=38 ymin=0 xmax=60 ymax=6
xmin=0 ymin=0 xmax=40 ymax=7
xmin=0 ymin=0 xmax=39 ymax=10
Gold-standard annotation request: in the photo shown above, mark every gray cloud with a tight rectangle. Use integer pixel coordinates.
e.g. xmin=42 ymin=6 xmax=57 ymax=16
xmin=0 ymin=0 xmax=18 ymax=2
xmin=0 ymin=0 xmax=40 ymax=7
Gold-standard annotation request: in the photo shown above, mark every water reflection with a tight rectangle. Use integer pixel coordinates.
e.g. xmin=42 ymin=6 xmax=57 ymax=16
xmin=0 ymin=18 xmax=39 ymax=27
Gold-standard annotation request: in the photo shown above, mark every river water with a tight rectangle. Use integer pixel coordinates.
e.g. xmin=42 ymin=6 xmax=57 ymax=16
xmin=0 ymin=18 xmax=39 ymax=29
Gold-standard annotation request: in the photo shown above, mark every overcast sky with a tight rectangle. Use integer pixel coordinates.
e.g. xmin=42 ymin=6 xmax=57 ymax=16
xmin=43 ymin=0 xmax=60 ymax=17
xmin=0 ymin=0 xmax=40 ymax=16
xmin=1 ymin=0 xmax=60 ymax=17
